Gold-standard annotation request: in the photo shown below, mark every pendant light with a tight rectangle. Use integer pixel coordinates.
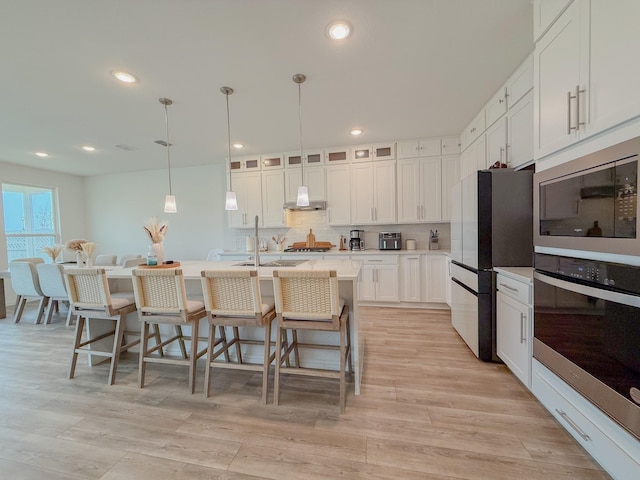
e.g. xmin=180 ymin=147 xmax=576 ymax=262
xmin=293 ymin=73 xmax=310 ymax=207
xmin=159 ymin=97 xmax=177 ymax=213
xmin=221 ymin=86 xmax=238 ymax=210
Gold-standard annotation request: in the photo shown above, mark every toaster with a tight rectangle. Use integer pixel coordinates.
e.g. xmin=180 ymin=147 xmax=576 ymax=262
xmin=379 ymin=232 xmax=401 ymax=250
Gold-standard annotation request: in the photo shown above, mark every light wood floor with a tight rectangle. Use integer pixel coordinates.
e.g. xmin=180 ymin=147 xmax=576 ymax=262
xmin=0 ymin=303 xmax=611 ymax=479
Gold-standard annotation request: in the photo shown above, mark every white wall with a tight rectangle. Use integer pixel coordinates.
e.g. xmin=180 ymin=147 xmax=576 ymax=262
xmin=0 ymin=160 xmax=86 ymax=270
xmin=84 ymin=162 xmax=233 ymax=261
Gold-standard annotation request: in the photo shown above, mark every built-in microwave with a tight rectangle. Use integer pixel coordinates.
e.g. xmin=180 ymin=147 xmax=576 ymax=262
xmin=533 ymin=136 xmax=639 ymax=257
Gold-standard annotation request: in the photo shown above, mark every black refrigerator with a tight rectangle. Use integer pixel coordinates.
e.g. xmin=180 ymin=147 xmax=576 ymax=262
xmin=449 ymin=168 xmax=533 ymax=361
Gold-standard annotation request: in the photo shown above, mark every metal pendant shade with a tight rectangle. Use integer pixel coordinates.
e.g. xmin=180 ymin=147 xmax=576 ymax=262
xmin=294 ymin=73 xmax=310 ymax=207
xmin=222 ymin=86 xmax=238 ymax=211
xmin=159 ymin=97 xmax=177 ymax=213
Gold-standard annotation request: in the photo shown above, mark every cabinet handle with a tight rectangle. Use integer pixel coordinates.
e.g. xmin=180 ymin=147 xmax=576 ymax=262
xmin=520 ymin=313 xmax=526 ymax=343
xmin=374 ymin=207 xmax=377 ymax=221
xmin=417 ymin=205 xmax=420 ymax=219
xmin=555 ymin=409 xmax=591 ymax=441
xmin=567 ymin=90 xmax=574 ymax=134
xmin=575 ymin=85 xmax=586 ymax=129
xmin=499 ymin=283 xmax=518 ymax=292
xmin=499 ymin=146 xmax=504 ymax=163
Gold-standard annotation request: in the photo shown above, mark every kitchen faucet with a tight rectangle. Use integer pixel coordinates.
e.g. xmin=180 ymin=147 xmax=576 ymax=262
xmin=254 ymin=215 xmax=260 ymax=269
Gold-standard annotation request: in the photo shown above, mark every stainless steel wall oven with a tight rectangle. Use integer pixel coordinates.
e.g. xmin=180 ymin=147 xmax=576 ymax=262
xmin=533 ymin=253 xmax=640 ymax=440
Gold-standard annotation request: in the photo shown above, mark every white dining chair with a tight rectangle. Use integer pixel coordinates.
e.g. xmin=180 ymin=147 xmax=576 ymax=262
xmin=123 ymin=257 xmax=146 ymax=268
xmin=36 ymin=263 xmax=73 ymax=325
xmin=10 ymin=259 xmax=48 ymax=324
xmin=120 ymin=254 xmax=143 ymax=267
xmin=95 ymin=255 xmax=117 ymax=266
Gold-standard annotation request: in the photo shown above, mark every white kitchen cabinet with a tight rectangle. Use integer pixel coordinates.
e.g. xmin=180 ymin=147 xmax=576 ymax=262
xmin=584 ymin=0 xmax=640 ymax=139
xmin=485 ymin=117 xmax=508 ymax=168
xmin=441 ymin=155 xmax=460 ymax=221
xmin=351 ymin=160 xmax=396 ymax=224
xmin=397 ymin=157 xmax=441 ymax=223
xmin=325 ymin=164 xmax=351 ymax=226
xmin=460 ymin=134 xmax=486 ymax=178
xmin=352 ymin=142 xmax=396 ymax=162
xmin=461 ymin=109 xmax=486 ymax=152
xmin=285 ymin=150 xmax=324 ymax=168
xmin=260 ymin=153 xmax=284 ymax=170
xmin=228 ymin=154 xmax=261 ymax=172
xmin=396 ymin=138 xmax=441 ymax=159
xmin=441 ymin=136 xmax=461 ymax=155
xmin=533 ymin=0 xmax=573 ymax=42
xmin=284 ymin=165 xmax=325 ymax=203
xmin=228 ymin=171 xmax=262 ymax=228
xmin=400 ymin=255 xmax=422 ymax=302
xmin=358 ymin=255 xmax=399 ymax=303
xmin=485 ymin=87 xmax=508 ymax=129
xmin=533 ymin=0 xmax=589 ymax=159
xmin=507 ymin=90 xmax=534 ymax=169
xmin=506 ymin=54 xmax=533 ymax=109
xmin=496 ymin=273 xmax=532 ymax=388
xmin=424 ymin=254 xmax=446 ymax=303
xmin=324 ymin=146 xmax=351 ymax=164
xmin=260 ymin=170 xmax=285 ymax=227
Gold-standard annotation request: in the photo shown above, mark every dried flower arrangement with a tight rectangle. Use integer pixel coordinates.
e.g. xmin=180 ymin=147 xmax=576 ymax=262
xmin=80 ymin=242 xmax=96 ymax=258
xmin=65 ymin=238 xmax=89 ymax=252
xmin=144 ymin=217 xmax=168 ymax=244
xmin=42 ymin=244 xmax=63 ymax=261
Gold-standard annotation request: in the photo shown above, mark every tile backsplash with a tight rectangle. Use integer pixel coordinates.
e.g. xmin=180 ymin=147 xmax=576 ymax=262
xmin=233 ymin=210 xmax=450 ymax=252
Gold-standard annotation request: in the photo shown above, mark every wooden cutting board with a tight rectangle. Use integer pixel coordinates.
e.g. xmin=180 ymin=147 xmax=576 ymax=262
xmin=290 ymin=241 xmax=335 ymax=249
xmin=137 ymin=262 xmax=181 ymax=269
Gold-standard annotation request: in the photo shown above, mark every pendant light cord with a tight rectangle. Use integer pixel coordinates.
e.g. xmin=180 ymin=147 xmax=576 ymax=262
xmin=298 ymin=81 xmax=304 ymax=185
xmin=164 ymin=103 xmax=173 ymax=195
xmin=226 ymin=92 xmax=233 ymax=191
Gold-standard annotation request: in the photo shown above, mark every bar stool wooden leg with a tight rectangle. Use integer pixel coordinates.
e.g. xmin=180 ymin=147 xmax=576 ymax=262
xmin=261 ymin=317 xmax=273 ymax=404
xmin=138 ymin=321 xmax=149 ymax=388
xmin=69 ymin=316 xmax=85 ymax=379
xmin=232 ymin=326 xmax=243 ymax=363
xmin=108 ymin=314 xmax=126 ymax=385
xmin=218 ymin=326 xmax=231 ymax=362
xmin=175 ymin=325 xmax=187 ymax=359
xmin=340 ymin=319 xmax=346 ymax=414
xmin=274 ymin=324 xmax=283 ymax=406
xmin=188 ymin=320 xmax=199 ymax=394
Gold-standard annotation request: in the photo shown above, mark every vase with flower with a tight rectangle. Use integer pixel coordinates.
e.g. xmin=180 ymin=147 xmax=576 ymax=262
xmin=144 ymin=217 xmax=168 ymax=265
xmin=65 ymin=238 xmax=89 ymax=266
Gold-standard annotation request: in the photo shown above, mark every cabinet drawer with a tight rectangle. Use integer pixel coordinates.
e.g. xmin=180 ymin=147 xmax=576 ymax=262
xmin=358 ymin=255 xmax=398 ymax=265
xmin=532 ymin=360 xmax=640 ymax=479
xmin=496 ymin=274 xmax=531 ymax=304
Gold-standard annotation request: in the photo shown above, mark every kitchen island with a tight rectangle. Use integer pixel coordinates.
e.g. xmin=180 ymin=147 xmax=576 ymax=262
xmin=106 ymin=258 xmax=365 ymax=394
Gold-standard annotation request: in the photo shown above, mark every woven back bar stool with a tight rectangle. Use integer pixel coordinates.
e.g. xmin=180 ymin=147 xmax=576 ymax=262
xmin=272 ymin=270 xmax=352 ymax=413
xmin=63 ymin=268 xmax=140 ymax=385
xmin=131 ymin=268 xmax=207 ymax=394
xmin=201 ymin=269 xmax=277 ymax=402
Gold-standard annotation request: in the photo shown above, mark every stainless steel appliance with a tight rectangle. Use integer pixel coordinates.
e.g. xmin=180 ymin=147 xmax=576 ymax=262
xmin=350 ymin=229 xmax=364 ymax=251
xmin=534 ymin=136 xmax=639 ymax=258
xmin=533 ymin=253 xmax=640 ymax=440
xmin=379 ymin=232 xmax=401 ymax=250
xmin=450 ymin=169 xmax=534 ymax=361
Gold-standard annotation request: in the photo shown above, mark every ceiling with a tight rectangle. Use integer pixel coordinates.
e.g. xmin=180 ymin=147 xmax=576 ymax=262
xmin=0 ymin=0 xmax=533 ymax=177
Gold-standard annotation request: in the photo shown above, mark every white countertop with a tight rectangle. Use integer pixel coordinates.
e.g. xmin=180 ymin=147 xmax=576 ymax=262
xmin=106 ymin=258 xmax=362 ymax=280
xmin=222 ymin=249 xmax=449 ymax=257
xmin=494 ymin=267 xmax=534 ymax=284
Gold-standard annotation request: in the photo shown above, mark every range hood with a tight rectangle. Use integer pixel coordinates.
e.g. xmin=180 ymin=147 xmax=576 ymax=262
xmin=283 ymin=200 xmax=326 ymax=211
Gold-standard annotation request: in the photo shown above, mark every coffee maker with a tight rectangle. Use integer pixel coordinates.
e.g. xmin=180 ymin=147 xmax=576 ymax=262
xmin=349 ymin=229 xmax=364 ymax=251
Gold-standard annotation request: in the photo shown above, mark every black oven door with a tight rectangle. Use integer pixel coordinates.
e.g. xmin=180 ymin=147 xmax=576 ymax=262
xmin=533 ymin=271 xmax=640 ymax=439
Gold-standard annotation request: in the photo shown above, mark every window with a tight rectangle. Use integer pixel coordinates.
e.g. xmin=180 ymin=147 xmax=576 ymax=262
xmin=2 ymin=183 xmax=59 ymax=262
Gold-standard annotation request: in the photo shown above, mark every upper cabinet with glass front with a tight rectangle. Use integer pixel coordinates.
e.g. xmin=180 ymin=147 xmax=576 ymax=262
xmin=324 ymin=146 xmax=351 ymax=164
xmin=351 ymin=142 xmax=396 ymax=162
xmin=228 ymin=154 xmax=262 ymax=172
xmin=260 ymin=153 xmax=284 ymax=170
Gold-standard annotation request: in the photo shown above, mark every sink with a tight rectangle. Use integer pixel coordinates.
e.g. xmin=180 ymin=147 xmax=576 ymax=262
xmin=233 ymin=259 xmax=306 ymax=267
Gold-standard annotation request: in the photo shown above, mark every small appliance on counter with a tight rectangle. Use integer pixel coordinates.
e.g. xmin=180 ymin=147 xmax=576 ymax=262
xmin=349 ymin=229 xmax=364 ymax=251
xmin=379 ymin=232 xmax=401 ymax=250
xmin=429 ymin=230 xmax=439 ymax=250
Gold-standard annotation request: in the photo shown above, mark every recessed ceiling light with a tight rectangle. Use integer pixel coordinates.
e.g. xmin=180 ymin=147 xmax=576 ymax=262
xmin=111 ymin=70 xmax=138 ymax=83
xmin=35 ymin=152 xmax=49 ymax=157
xmin=81 ymin=146 xmax=96 ymax=152
xmin=232 ymin=143 xmax=245 ymax=149
xmin=350 ymin=129 xmax=364 ymax=136
xmin=326 ymin=21 xmax=353 ymax=40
